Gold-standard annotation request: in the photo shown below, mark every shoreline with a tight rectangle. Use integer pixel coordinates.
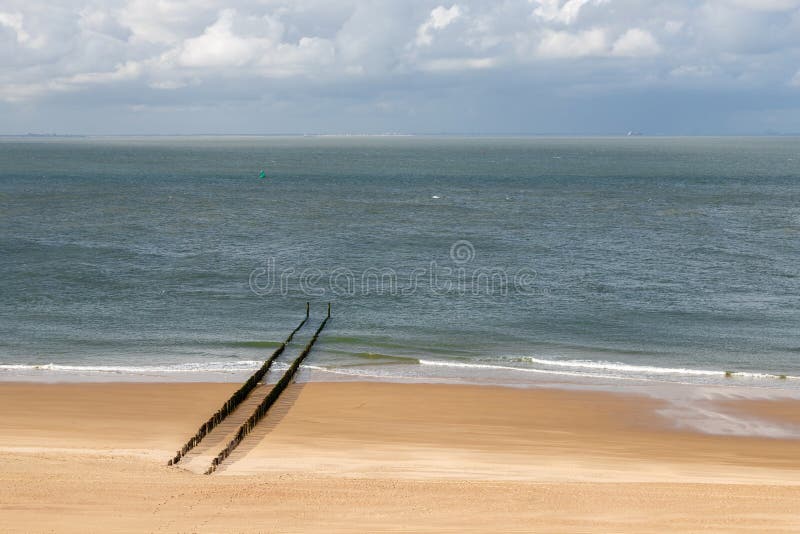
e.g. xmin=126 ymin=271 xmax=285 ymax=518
xmin=4 ymin=355 xmax=799 ymax=389
xmin=3 ymin=381 xmax=800 ymax=531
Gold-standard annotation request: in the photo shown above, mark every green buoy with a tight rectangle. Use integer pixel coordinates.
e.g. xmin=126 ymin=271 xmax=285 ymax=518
xmin=258 ymin=169 xmax=267 ymax=179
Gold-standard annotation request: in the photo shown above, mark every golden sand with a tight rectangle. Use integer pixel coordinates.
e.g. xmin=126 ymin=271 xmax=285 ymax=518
xmin=1 ymin=381 xmax=799 ymax=532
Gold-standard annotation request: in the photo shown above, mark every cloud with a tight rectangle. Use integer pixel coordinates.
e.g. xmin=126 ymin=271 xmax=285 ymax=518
xmin=177 ymin=9 xmax=273 ymax=68
xmin=532 ymin=0 xmax=607 ymax=25
xmin=420 ymin=56 xmax=495 ymax=71
xmin=537 ymin=28 xmax=607 ymax=58
xmin=1 ymin=0 xmax=800 ymax=133
xmin=0 ymin=12 xmax=27 ymax=43
xmin=416 ymin=5 xmax=462 ymax=46
xmin=119 ymin=0 xmax=213 ymax=45
xmin=178 ymin=10 xmax=256 ymax=68
xmin=612 ymin=28 xmax=661 ymax=57
xmin=721 ymin=0 xmax=800 ymax=11
xmin=66 ymin=61 xmax=143 ymax=85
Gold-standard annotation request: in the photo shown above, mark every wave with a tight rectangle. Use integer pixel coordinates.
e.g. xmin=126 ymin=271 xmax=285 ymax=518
xmin=421 ymin=357 xmax=799 ymax=382
xmin=519 ymin=356 xmax=798 ymax=380
xmin=2 ymin=355 xmax=797 ymax=385
xmin=0 ymin=361 xmax=263 ymax=374
xmin=520 ymin=357 xmax=720 ymax=376
xmin=419 ymin=359 xmax=638 ymax=381
xmin=301 ymin=364 xmax=421 ymax=380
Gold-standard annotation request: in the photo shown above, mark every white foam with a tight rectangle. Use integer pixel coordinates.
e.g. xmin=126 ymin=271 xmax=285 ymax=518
xmin=2 ymin=356 xmax=797 ymax=386
xmin=524 ymin=357 xmax=718 ymax=376
xmin=0 ymin=361 xmax=263 ymax=374
xmin=420 ymin=357 xmax=799 ymax=385
xmin=419 ymin=359 xmax=646 ymax=382
xmin=521 ymin=356 xmax=798 ymax=380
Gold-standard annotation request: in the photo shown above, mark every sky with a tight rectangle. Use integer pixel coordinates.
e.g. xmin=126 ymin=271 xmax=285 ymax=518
xmin=1 ymin=0 xmax=800 ymax=135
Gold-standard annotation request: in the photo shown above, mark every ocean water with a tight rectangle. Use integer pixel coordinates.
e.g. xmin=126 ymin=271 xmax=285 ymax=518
xmin=2 ymin=135 xmax=800 ymax=391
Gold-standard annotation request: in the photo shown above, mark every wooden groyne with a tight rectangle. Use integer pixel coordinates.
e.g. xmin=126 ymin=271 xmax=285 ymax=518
xmin=204 ymin=305 xmax=331 ymax=474
xmin=168 ymin=304 xmax=310 ymax=466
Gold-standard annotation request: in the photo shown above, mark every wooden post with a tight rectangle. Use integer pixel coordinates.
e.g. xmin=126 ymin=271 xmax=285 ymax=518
xmin=204 ymin=313 xmax=331 ymax=474
xmin=327 ymin=302 xmax=331 ymax=318
xmin=306 ymin=301 xmax=310 ymax=318
xmin=167 ymin=308 xmax=305 ymax=466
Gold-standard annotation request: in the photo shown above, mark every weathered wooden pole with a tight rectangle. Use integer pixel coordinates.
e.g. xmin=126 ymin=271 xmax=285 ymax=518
xmin=204 ymin=313 xmax=331 ymax=474
xmin=168 ymin=308 xmax=308 ymax=466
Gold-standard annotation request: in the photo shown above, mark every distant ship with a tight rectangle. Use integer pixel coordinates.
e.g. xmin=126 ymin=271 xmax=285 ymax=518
xmin=626 ymin=131 xmax=643 ymax=137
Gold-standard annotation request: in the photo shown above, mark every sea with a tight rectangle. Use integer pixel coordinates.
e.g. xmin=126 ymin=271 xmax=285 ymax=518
xmin=2 ymin=136 xmax=800 ymax=402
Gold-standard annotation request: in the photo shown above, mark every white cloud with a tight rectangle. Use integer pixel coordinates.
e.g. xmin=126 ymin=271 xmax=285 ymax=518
xmin=66 ymin=61 xmax=143 ymax=85
xmin=537 ymin=28 xmax=607 ymax=58
xmin=168 ymin=8 xmax=335 ymax=78
xmin=416 ymin=5 xmax=462 ymax=46
xmin=421 ymin=56 xmax=496 ymax=71
xmin=0 ymin=60 xmax=143 ymax=102
xmin=612 ymin=28 xmax=661 ymax=57
xmin=119 ymin=0 xmax=213 ymax=44
xmin=532 ymin=0 xmax=607 ymax=25
xmin=178 ymin=10 xmax=256 ymax=68
xmin=0 ymin=11 xmax=43 ymax=47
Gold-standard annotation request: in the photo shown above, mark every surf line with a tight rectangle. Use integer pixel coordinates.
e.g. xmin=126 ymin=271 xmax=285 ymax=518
xmin=204 ymin=303 xmax=332 ymax=474
xmin=168 ymin=303 xmax=311 ymax=466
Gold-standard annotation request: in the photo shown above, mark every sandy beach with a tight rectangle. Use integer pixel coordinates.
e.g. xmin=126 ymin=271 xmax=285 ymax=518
xmin=1 ymin=381 xmax=800 ymax=532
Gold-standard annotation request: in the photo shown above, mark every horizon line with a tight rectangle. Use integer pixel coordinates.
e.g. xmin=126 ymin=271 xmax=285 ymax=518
xmin=2 ymin=132 xmax=800 ymax=138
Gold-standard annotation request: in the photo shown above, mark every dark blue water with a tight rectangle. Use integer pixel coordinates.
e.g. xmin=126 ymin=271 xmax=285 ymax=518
xmin=2 ymin=136 xmax=799 ymax=386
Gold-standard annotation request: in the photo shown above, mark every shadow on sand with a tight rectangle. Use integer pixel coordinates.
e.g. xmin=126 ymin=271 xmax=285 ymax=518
xmin=214 ymin=381 xmax=307 ymax=472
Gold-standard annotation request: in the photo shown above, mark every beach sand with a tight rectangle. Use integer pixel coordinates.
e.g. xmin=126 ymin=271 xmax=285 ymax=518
xmin=1 ymin=381 xmax=799 ymax=532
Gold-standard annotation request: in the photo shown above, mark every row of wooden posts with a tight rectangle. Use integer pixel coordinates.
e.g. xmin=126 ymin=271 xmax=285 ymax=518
xmin=205 ymin=306 xmax=331 ymax=474
xmin=168 ymin=303 xmax=313 ymax=466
